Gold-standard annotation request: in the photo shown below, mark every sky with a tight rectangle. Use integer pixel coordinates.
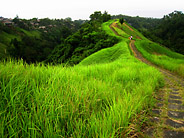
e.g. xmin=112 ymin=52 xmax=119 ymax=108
xmin=1 ymin=0 xmax=184 ymax=20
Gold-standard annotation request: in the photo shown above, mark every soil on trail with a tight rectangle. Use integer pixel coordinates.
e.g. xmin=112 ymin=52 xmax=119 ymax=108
xmin=130 ymin=40 xmax=184 ymax=138
xmin=123 ymin=23 xmax=134 ymax=32
xmin=110 ymin=22 xmax=121 ymax=36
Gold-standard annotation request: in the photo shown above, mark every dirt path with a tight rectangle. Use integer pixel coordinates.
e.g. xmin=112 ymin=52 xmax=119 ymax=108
xmin=123 ymin=23 xmax=134 ymax=32
xmin=110 ymin=22 xmax=120 ymax=36
xmin=110 ymin=23 xmax=184 ymax=137
xmin=129 ymin=40 xmax=184 ymax=138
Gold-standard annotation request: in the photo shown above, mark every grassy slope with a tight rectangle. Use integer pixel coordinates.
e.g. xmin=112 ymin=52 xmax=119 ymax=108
xmin=79 ymin=41 xmax=130 ymax=65
xmin=135 ymin=36 xmax=184 ymax=77
xmin=18 ymin=28 xmax=41 ymax=38
xmin=0 ymin=43 xmax=7 ymax=58
xmin=0 ymin=20 xmax=164 ymax=137
xmin=0 ymin=32 xmax=21 ymax=58
xmin=114 ymin=19 xmax=184 ymax=77
xmin=0 ymin=29 xmax=40 ymax=59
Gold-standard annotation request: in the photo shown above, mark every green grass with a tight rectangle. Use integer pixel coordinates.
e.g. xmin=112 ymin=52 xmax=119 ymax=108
xmin=0 ymin=28 xmax=41 ymax=59
xmin=0 ymin=31 xmax=21 ymax=45
xmin=117 ymin=21 xmax=146 ymax=40
xmin=0 ymin=43 xmax=8 ymax=58
xmin=0 ymin=32 xmax=21 ymax=59
xmin=135 ymin=39 xmax=184 ymax=77
xmin=0 ymin=60 xmax=163 ymax=137
xmin=113 ymin=26 xmax=130 ymax=39
xmin=79 ymin=41 xmax=130 ymax=65
xmin=113 ymin=19 xmax=184 ymax=77
xmin=19 ymin=29 xmax=41 ymax=38
xmin=101 ymin=21 xmax=118 ymax=37
xmin=0 ymin=21 xmax=164 ymax=137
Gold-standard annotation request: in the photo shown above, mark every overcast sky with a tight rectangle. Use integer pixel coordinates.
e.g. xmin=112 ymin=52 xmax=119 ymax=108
xmin=1 ymin=0 xmax=184 ymax=20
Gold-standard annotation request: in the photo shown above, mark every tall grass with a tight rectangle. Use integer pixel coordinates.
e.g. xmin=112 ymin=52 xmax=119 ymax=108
xmin=79 ymin=41 xmax=131 ymax=65
xmin=0 ymin=59 xmax=163 ymax=137
xmin=0 ymin=21 xmax=164 ymax=137
xmin=135 ymin=39 xmax=184 ymax=77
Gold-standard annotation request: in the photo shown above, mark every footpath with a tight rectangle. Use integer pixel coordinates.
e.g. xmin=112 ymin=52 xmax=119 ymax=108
xmin=130 ymin=40 xmax=184 ymax=138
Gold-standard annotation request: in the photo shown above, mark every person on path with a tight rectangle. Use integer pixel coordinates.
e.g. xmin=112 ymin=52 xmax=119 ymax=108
xmin=130 ymin=36 xmax=133 ymax=40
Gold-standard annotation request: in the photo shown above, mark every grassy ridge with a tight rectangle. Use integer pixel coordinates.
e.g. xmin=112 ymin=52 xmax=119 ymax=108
xmin=0 ymin=21 xmax=164 ymax=137
xmin=135 ymin=39 xmax=184 ymax=77
xmin=79 ymin=41 xmax=130 ymax=65
xmin=116 ymin=21 xmax=146 ymax=40
xmin=114 ymin=19 xmax=184 ymax=77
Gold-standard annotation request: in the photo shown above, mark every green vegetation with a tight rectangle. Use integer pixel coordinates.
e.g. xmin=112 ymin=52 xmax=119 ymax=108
xmin=0 ymin=17 xmax=84 ymax=63
xmin=1 ymin=11 xmax=183 ymax=137
xmin=46 ymin=12 xmax=118 ymax=65
xmin=79 ymin=41 xmax=130 ymax=65
xmin=119 ymin=18 xmax=124 ymax=24
xmin=135 ymin=40 xmax=184 ymax=77
xmin=149 ymin=11 xmax=184 ymax=54
xmin=0 ymin=43 xmax=7 ymax=59
xmin=112 ymin=14 xmax=161 ymax=31
xmin=19 ymin=29 xmax=41 ymax=38
xmin=111 ymin=16 xmax=184 ymax=77
xmin=0 ymin=20 xmax=164 ymax=137
xmin=113 ymin=11 xmax=184 ymax=55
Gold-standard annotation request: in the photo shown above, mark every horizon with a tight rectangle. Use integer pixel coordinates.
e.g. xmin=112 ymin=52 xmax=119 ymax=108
xmin=1 ymin=10 xmax=183 ymax=21
xmin=1 ymin=0 xmax=184 ymax=20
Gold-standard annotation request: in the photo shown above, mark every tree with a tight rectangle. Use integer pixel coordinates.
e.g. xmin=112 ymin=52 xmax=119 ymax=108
xmin=90 ymin=11 xmax=102 ymax=21
xmin=102 ymin=11 xmax=111 ymax=22
xmin=119 ymin=18 xmax=124 ymax=24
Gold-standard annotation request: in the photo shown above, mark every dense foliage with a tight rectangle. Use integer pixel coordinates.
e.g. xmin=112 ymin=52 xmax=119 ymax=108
xmin=1 ymin=11 xmax=117 ymax=64
xmin=0 ymin=17 xmax=85 ymax=62
xmin=113 ymin=11 xmax=184 ymax=55
xmin=112 ymin=14 xmax=161 ymax=30
xmin=46 ymin=11 xmax=118 ymax=65
xmin=148 ymin=11 xmax=184 ymax=54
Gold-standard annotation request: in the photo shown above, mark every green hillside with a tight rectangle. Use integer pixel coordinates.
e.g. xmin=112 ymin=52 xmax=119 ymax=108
xmin=135 ymin=40 xmax=184 ymax=76
xmin=0 ymin=17 xmax=83 ymax=62
xmin=0 ymin=20 xmax=165 ymax=137
xmin=0 ymin=17 xmax=184 ymax=137
xmin=0 ymin=28 xmax=40 ymax=60
xmin=101 ymin=19 xmax=184 ymax=77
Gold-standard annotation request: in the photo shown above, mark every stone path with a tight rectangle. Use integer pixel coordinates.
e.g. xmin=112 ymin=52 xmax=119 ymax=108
xmin=144 ymin=73 xmax=184 ymax=138
xmin=129 ymin=40 xmax=184 ymax=138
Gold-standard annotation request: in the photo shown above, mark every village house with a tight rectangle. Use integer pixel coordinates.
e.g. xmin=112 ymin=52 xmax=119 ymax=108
xmin=0 ymin=16 xmax=4 ymax=21
xmin=39 ymin=26 xmax=46 ymax=29
xmin=0 ymin=17 xmax=14 ymax=26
